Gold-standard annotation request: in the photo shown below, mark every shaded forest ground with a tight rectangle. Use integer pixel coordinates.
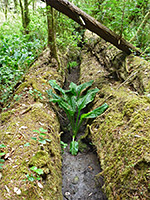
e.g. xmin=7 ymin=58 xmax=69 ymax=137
xmin=0 ymin=30 xmax=150 ymax=200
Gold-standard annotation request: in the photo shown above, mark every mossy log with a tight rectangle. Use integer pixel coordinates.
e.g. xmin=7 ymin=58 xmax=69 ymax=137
xmin=80 ymin=31 xmax=150 ymax=200
xmin=0 ymin=50 xmax=64 ymax=200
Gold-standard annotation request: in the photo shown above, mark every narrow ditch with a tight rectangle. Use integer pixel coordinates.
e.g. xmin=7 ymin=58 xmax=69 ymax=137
xmin=59 ymin=56 xmax=108 ymax=199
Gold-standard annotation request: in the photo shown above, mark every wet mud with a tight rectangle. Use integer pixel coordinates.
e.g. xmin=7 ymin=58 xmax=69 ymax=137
xmin=62 ymin=148 xmax=107 ymax=200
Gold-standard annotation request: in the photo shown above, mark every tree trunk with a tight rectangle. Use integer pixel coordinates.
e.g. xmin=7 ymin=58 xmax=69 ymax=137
xmin=4 ymin=0 xmax=8 ymax=20
xmin=45 ymin=0 xmax=141 ymax=55
xmin=19 ymin=0 xmax=30 ymax=34
xmin=24 ymin=0 xmax=30 ymax=33
xmin=46 ymin=2 xmax=61 ymax=70
xmin=13 ymin=0 xmax=18 ymax=13
xmin=32 ymin=0 xmax=36 ymax=12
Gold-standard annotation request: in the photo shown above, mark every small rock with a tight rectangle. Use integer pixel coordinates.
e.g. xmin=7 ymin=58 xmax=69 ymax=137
xmin=72 ymin=176 xmax=79 ymax=184
xmin=64 ymin=191 xmax=71 ymax=200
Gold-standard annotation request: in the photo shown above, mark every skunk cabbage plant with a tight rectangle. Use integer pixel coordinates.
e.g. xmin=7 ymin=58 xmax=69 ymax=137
xmin=47 ymin=80 xmax=108 ymax=155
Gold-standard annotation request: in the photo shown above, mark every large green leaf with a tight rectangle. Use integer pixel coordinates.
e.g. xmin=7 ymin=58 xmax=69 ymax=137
xmin=77 ymin=88 xmax=99 ymax=111
xmin=63 ymin=91 xmax=77 ymax=112
xmin=67 ymin=95 xmax=77 ymax=112
xmin=47 ymin=89 xmax=61 ymax=101
xmin=76 ymin=80 xmax=94 ymax=98
xmin=59 ymin=100 xmax=75 ymax=117
xmin=47 ymin=88 xmax=76 ymax=117
xmin=67 ymin=80 xmax=94 ymax=98
xmin=70 ymin=141 xmax=78 ymax=155
xmin=68 ymin=82 xmax=78 ymax=96
xmin=81 ymin=103 xmax=109 ymax=119
xmin=49 ymin=80 xmax=65 ymax=95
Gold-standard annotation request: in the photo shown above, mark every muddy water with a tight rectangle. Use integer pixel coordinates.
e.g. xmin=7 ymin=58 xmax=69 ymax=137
xmin=61 ymin=63 xmax=107 ymax=199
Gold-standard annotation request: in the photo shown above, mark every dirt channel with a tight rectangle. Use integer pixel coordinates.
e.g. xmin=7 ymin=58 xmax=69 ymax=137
xmin=59 ymin=63 xmax=108 ymax=200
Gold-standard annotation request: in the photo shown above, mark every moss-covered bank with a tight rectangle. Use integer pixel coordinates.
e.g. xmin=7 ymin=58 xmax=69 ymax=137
xmin=0 ymin=50 xmax=64 ymax=200
xmin=80 ymin=31 xmax=150 ymax=199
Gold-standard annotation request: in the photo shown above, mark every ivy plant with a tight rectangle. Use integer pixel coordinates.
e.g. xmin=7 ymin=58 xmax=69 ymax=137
xmin=24 ymin=166 xmax=44 ymax=182
xmin=31 ymin=128 xmax=51 ymax=145
xmin=47 ymin=80 xmax=108 ymax=155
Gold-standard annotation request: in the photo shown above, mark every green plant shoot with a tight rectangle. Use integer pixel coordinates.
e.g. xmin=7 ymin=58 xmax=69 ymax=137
xmin=47 ymin=80 xmax=108 ymax=155
xmin=24 ymin=166 xmax=44 ymax=182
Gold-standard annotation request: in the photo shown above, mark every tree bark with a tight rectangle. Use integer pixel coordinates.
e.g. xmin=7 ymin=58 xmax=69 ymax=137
xmin=44 ymin=0 xmax=141 ymax=55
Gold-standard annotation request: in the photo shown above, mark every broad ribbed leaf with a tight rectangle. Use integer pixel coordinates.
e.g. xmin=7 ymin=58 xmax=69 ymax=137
xmin=77 ymin=88 xmax=99 ymax=111
xmin=47 ymin=89 xmax=61 ymax=100
xmin=63 ymin=91 xmax=77 ymax=112
xmin=76 ymin=80 xmax=94 ymax=98
xmin=59 ymin=100 xmax=75 ymax=117
xmin=68 ymin=82 xmax=78 ymax=95
xmin=67 ymin=80 xmax=94 ymax=98
xmin=49 ymin=80 xmax=65 ymax=95
xmin=70 ymin=141 xmax=78 ymax=155
xmin=81 ymin=103 xmax=109 ymax=119
xmin=67 ymin=95 xmax=76 ymax=112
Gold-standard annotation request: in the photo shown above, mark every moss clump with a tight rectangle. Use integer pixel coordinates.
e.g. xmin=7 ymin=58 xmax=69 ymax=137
xmin=0 ymin=110 xmax=15 ymax=123
xmin=29 ymin=151 xmax=50 ymax=166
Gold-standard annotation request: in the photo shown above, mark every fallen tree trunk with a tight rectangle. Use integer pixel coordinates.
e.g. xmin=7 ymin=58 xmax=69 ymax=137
xmin=80 ymin=30 xmax=150 ymax=200
xmin=0 ymin=50 xmax=64 ymax=200
xmin=44 ymin=0 xmax=141 ymax=55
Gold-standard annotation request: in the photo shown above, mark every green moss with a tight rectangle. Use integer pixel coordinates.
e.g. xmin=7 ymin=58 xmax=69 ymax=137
xmin=90 ymin=87 xmax=150 ymax=199
xmin=0 ymin=110 xmax=14 ymax=122
xmin=123 ymin=98 xmax=141 ymax=118
xmin=29 ymin=150 xmax=50 ymax=167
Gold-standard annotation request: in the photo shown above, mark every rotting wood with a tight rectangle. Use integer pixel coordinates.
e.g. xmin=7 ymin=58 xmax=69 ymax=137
xmin=42 ymin=0 xmax=141 ymax=55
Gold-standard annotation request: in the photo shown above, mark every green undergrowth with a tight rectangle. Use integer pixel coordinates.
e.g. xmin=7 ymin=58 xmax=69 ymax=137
xmin=0 ymin=52 xmax=64 ymax=200
xmin=0 ymin=12 xmax=47 ymax=107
